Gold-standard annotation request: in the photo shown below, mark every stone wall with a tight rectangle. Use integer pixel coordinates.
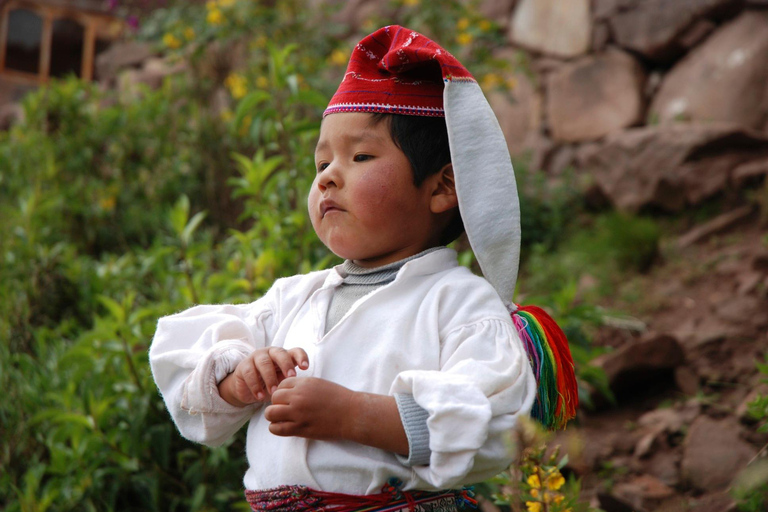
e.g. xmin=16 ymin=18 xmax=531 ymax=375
xmin=331 ymin=0 xmax=768 ymax=212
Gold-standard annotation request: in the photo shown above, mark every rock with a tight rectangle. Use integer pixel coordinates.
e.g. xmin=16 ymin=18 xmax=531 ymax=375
xmin=717 ymin=295 xmax=767 ymax=324
xmin=687 ymin=492 xmax=736 ymax=512
xmin=732 ymin=159 xmax=768 ymax=188
xmin=677 ymin=206 xmax=756 ymax=248
xmin=608 ymin=0 xmax=743 ymax=64
xmin=593 ymin=0 xmax=636 ymax=21
xmin=487 ymin=62 xmax=541 ymax=156
xmin=675 ymin=366 xmax=700 ymax=395
xmin=478 ymin=0 xmax=517 ymax=27
xmin=753 ymin=250 xmax=768 ymax=273
xmin=581 ymin=124 xmax=768 ymax=212
xmin=650 ymin=11 xmax=768 ymax=129
xmin=637 ymin=404 xmax=699 ymax=433
xmin=592 ymin=333 xmax=685 ymax=397
xmin=597 ymin=491 xmax=648 ymax=512
xmin=678 ymin=19 xmax=716 ymax=49
xmin=682 ymin=416 xmax=757 ymax=491
xmin=95 ymin=40 xmax=154 ymax=83
xmin=546 ymin=49 xmax=645 ymax=142
xmin=612 ymin=474 xmax=675 ymax=512
xmin=0 ymin=103 xmax=23 ymax=131
xmin=508 ymin=0 xmax=591 ymax=58
xmin=591 ymin=21 xmax=611 ymax=52
xmin=640 ymin=450 xmax=682 ymax=487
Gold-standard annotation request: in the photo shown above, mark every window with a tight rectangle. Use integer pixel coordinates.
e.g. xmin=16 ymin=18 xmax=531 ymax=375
xmin=50 ymin=18 xmax=84 ymax=78
xmin=6 ymin=9 xmax=42 ymax=74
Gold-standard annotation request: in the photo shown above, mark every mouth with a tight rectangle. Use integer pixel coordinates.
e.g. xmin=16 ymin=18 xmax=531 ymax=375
xmin=320 ymin=199 xmax=344 ymax=218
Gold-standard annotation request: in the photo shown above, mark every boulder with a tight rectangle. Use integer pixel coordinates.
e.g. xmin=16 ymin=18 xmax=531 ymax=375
xmin=608 ymin=0 xmax=743 ymax=63
xmin=546 ymin=49 xmax=645 ymax=142
xmin=508 ymin=0 xmax=591 ymax=58
xmin=681 ymin=416 xmax=757 ymax=491
xmin=581 ymin=123 xmax=768 ymax=212
xmin=488 ymin=50 xmax=542 ymax=156
xmin=650 ymin=11 xmax=768 ymax=130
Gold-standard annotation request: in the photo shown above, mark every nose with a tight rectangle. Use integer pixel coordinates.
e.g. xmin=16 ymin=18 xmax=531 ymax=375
xmin=316 ymin=161 xmax=341 ymax=191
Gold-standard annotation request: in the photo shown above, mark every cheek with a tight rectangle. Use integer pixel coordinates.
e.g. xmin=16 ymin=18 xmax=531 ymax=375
xmin=307 ymin=183 xmax=321 ymax=225
xmin=354 ymin=165 xmax=411 ymax=214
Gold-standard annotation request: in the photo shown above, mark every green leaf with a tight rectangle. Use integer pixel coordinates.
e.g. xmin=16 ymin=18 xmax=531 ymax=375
xmin=181 ymin=211 xmax=207 ymax=247
xmin=98 ymin=295 xmax=126 ymax=324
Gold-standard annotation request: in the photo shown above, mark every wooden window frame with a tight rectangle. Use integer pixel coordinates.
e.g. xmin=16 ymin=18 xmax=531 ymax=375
xmin=0 ymin=0 xmax=121 ymax=84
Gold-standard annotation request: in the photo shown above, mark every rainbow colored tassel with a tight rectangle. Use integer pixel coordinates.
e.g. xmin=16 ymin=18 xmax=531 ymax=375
xmin=511 ymin=304 xmax=578 ymax=430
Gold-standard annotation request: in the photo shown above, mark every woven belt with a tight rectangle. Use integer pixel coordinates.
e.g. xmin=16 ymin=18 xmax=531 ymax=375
xmin=245 ymin=478 xmax=477 ymax=512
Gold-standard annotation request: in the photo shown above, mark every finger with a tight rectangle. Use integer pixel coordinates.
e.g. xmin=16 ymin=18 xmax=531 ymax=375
xmin=288 ymin=348 xmax=310 ymax=370
xmin=264 ymin=404 xmax=293 ymax=423
xmin=270 ymin=386 xmax=291 ymax=405
xmin=253 ymin=351 xmax=280 ymax=395
xmin=270 ymin=347 xmax=299 ymax=379
xmin=276 ymin=376 xmax=297 ymax=390
xmin=268 ymin=421 xmax=297 ymax=437
xmin=240 ymin=359 xmax=266 ymax=401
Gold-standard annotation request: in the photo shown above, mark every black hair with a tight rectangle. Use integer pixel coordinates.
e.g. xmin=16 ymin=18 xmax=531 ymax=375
xmin=369 ymin=113 xmax=465 ymax=245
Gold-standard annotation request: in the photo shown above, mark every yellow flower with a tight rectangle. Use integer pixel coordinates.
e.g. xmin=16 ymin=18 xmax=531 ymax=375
xmin=219 ymin=0 xmax=235 ymax=6
xmin=239 ymin=114 xmax=252 ymax=136
xmin=482 ymin=73 xmax=501 ymax=89
xmin=163 ymin=33 xmax=181 ymax=49
xmin=207 ymin=8 xmax=223 ymax=25
xmin=545 ymin=470 xmax=565 ymax=491
xmin=479 ymin=19 xmax=492 ymax=32
xmin=183 ymin=27 xmax=195 ymax=40
xmin=99 ymin=196 xmax=116 ymax=211
xmin=530 ymin=488 xmax=539 ymax=498
xmin=456 ymin=32 xmax=473 ymax=45
xmin=457 ymin=17 xmax=470 ymax=31
xmin=402 ymin=0 xmax=419 ymax=5
xmin=329 ymin=49 xmax=349 ymax=67
xmin=256 ymin=76 xmax=269 ymax=89
xmin=206 ymin=0 xmax=217 ymax=9
xmin=527 ymin=474 xmax=541 ymax=488
xmin=526 ymin=502 xmax=542 ymax=512
xmin=225 ymin=73 xmax=248 ymax=99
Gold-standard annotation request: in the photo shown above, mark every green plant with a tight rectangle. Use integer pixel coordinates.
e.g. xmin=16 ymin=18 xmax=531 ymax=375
xmin=485 ymin=418 xmax=599 ymax=512
xmin=731 ymin=355 xmax=768 ymax=511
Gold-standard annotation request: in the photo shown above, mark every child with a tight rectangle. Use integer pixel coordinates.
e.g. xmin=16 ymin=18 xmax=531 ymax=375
xmin=150 ymin=25 xmax=576 ymax=511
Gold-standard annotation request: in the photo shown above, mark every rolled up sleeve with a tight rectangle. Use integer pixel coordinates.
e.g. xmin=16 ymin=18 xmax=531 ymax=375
xmin=149 ymin=302 xmax=277 ymax=446
xmin=390 ymin=318 xmax=536 ymax=488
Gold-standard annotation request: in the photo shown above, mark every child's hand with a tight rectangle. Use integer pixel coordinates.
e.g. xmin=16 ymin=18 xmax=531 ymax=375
xmin=218 ymin=347 xmax=309 ymax=407
xmin=264 ymin=377 xmax=355 ymax=441
xmin=264 ymin=377 xmax=409 ymax=457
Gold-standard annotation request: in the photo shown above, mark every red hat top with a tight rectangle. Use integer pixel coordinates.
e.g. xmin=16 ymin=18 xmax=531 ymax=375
xmin=324 ymin=25 xmax=475 ymax=118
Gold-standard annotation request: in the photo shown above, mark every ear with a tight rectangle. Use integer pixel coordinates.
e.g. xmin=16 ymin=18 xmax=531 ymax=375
xmin=429 ymin=163 xmax=459 ymax=214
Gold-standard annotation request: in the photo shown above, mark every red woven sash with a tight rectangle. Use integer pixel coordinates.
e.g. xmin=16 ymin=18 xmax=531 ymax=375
xmin=244 ymin=479 xmax=476 ymax=512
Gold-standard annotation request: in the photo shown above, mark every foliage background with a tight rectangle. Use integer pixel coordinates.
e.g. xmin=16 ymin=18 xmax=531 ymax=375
xmin=2 ymin=1 xmax=765 ymax=511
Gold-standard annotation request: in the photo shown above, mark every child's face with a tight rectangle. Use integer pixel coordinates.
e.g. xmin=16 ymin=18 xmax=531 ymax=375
xmin=309 ymin=113 xmax=439 ymax=267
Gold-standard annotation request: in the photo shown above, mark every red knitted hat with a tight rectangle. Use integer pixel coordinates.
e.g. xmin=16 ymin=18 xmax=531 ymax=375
xmin=324 ymin=26 xmax=474 ymax=117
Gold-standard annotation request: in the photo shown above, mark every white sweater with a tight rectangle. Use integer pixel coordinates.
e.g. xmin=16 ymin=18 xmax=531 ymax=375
xmin=149 ymin=248 xmax=536 ymax=494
